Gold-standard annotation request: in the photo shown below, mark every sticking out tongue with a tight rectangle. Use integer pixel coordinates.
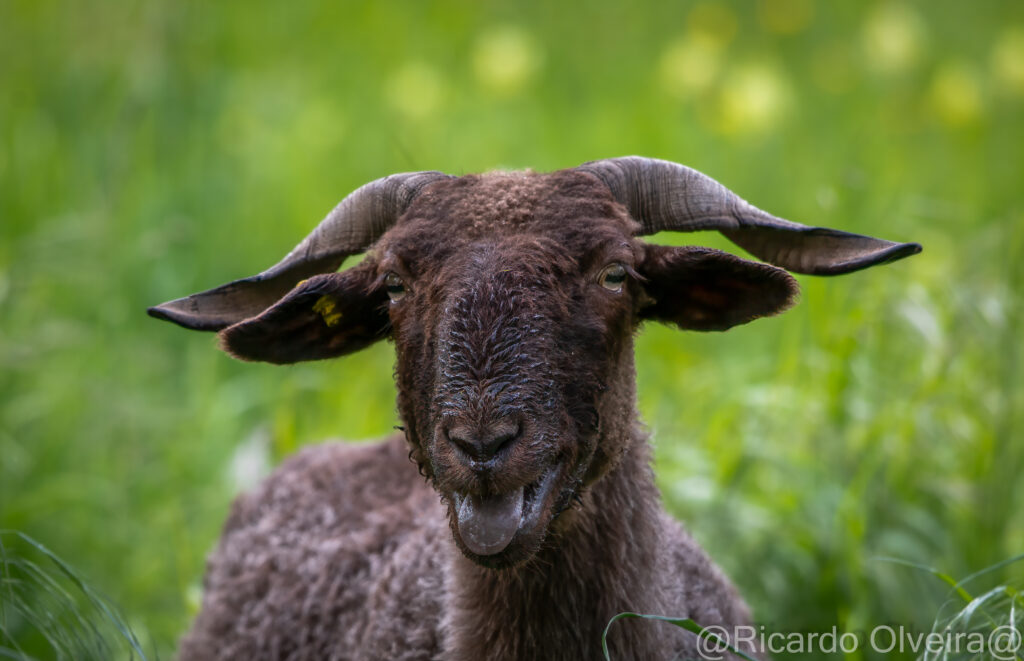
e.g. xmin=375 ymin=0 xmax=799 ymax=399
xmin=456 ymin=487 xmax=525 ymax=556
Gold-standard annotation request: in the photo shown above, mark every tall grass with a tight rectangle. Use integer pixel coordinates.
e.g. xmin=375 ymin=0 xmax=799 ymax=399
xmin=0 ymin=532 xmax=151 ymax=661
xmin=912 ymin=555 xmax=1023 ymax=661
xmin=601 ymin=557 xmax=1024 ymax=660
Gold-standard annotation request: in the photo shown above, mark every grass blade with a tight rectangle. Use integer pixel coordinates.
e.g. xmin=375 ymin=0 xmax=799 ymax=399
xmin=0 ymin=530 xmax=152 ymax=661
xmin=602 ymin=612 xmax=758 ymax=661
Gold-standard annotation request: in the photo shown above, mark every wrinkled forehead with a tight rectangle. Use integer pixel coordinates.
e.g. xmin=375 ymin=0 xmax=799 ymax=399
xmin=375 ymin=170 xmax=639 ymax=271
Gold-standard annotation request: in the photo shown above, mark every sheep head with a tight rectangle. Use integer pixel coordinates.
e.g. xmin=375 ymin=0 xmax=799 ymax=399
xmin=149 ymin=158 xmax=920 ymax=568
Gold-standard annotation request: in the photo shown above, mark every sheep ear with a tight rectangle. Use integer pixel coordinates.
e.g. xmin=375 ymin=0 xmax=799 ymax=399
xmin=637 ymin=245 xmax=799 ymax=331
xmin=218 ymin=263 xmax=389 ymax=364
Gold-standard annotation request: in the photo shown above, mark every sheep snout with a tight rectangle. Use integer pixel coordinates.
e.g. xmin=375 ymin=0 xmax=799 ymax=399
xmin=443 ymin=416 xmax=522 ymax=466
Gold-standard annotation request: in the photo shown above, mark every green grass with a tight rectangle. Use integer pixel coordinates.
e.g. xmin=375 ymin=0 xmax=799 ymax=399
xmin=603 ymin=613 xmax=759 ymax=661
xmin=0 ymin=532 xmax=150 ymax=661
xmin=1 ymin=1 xmax=1022 ymax=658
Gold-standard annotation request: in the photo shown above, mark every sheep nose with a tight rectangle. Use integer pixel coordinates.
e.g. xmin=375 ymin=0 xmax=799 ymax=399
xmin=445 ymin=418 xmax=522 ymax=464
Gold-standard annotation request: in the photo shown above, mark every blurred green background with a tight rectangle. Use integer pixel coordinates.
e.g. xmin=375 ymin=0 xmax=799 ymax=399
xmin=2 ymin=0 xmax=1022 ymax=658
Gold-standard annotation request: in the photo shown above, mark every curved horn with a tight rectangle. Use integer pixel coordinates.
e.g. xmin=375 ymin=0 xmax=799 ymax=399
xmin=577 ymin=156 xmax=921 ymax=275
xmin=148 ymin=171 xmax=452 ymax=330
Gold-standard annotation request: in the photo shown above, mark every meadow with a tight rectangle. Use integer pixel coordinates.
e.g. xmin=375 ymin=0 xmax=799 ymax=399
xmin=1 ymin=1 xmax=1022 ymax=658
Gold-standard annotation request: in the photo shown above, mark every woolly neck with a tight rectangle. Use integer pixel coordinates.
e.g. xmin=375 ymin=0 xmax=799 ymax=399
xmin=440 ymin=432 xmax=671 ymax=661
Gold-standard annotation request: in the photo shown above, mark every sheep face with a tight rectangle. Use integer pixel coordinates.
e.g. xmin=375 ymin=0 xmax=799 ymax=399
xmin=212 ymin=170 xmax=796 ymax=568
xmin=379 ymin=173 xmax=642 ymax=567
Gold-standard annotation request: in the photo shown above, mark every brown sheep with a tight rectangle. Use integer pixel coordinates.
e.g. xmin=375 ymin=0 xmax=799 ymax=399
xmin=150 ymin=157 xmax=920 ymax=660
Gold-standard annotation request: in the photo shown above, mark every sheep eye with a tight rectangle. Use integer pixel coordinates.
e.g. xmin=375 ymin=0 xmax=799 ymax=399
xmin=598 ymin=263 xmax=627 ymax=292
xmin=385 ymin=272 xmax=407 ymax=302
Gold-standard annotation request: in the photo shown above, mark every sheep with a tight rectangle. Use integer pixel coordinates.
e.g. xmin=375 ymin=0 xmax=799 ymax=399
xmin=149 ymin=156 xmax=921 ymax=660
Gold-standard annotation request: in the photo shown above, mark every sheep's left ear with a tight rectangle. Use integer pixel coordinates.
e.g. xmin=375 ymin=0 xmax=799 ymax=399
xmin=637 ymin=245 xmax=799 ymax=331
xmin=219 ymin=263 xmax=389 ymax=364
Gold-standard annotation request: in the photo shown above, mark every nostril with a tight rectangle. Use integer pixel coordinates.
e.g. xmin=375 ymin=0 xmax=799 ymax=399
xmin=446 ymin=426 xmax=477 ymax=458
xmin=445 ymin=418 xmax=522 ymax=463
xmin=480 ymin=421 xmax=521 ymax=459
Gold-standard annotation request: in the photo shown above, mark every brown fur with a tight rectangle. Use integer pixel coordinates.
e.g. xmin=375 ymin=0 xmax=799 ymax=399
xmin=180 ymin=169 xmax=796 ymax=659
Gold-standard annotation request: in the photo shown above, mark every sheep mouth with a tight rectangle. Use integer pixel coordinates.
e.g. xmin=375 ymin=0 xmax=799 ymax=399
xmin=451 ymin=463 xmax=562 ymax=561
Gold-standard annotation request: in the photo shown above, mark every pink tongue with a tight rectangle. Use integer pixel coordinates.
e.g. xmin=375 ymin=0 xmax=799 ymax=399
xmin=456 ymin=488 xmax=525 ymax=556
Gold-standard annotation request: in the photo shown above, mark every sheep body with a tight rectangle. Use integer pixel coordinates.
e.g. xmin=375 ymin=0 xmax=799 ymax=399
xmin=180 ymin=438 xmax=447 ymax=659
xmin=180 ymin=435 xmax=752 ymax=660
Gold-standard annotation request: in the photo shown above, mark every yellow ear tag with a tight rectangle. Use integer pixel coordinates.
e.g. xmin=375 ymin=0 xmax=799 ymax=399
xmin=312 ymin=295 xmax=342 ymax=327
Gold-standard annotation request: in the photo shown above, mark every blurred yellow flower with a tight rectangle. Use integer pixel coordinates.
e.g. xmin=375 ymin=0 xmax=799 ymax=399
xmin=659 ymin=34 xmax=724 ymax=98
xmin=861 ymin=4 xmax=926 ymax=75
xmin=758 ymin=0 xmax=815 ymax=35
xmin=385 ymin=62 xmax=445 ymax=120
xmin=659 ymin=2 xmax=737 ymax=100
xmin=929 ymin=62 xmax=983 ymax=126
xmin=991 ymin=27 xmax=1024 ymax=96
xmin=716 ymin=63 xmax=793 ymax=135
xmin=472 ymin=26 xmax=542 ymax=96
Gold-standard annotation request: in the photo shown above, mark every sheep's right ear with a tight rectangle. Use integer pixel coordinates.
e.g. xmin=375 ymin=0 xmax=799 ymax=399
xmin=218 ymin=263 xmax=389 ymax=364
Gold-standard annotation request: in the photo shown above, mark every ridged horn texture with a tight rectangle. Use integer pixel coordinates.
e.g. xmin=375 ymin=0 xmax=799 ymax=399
xmin=577 ymin=156 xmax=921 ymax=275
xmin=148 ymin=171 xmax=452 ymax=331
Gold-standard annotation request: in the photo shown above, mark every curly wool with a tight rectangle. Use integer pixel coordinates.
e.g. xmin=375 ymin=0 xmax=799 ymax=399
xmin=179 ymin=432 xmax=756 ymax=661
